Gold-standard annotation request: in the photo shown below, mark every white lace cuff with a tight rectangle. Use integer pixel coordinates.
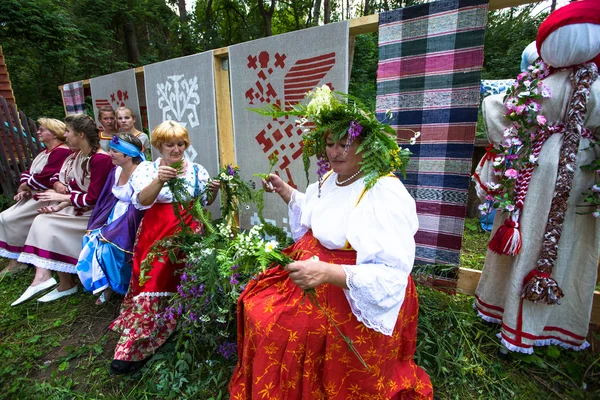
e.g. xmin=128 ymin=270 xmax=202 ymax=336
xmin=342 ymin=263 xmax=408 ymax=336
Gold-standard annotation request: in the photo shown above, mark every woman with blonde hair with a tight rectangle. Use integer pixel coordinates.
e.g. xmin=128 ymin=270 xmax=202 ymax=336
xmin=109 ymin=120 xmax=220 ymax=374
xmin=11 ymin=114 xmax=114 ymax=305
xmin=116 ymin=106 xmax=150 ymax=157
xmin=0 ymin=118 xmax=72 ymax=277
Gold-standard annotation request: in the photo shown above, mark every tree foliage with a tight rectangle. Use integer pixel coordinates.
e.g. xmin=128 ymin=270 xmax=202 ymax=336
xmin=0 ymin=0 xmax=548 ymax=120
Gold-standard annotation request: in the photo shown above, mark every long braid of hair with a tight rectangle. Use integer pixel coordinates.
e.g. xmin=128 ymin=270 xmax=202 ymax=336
xmin=65 ymin=114 xmax=101 ymax=185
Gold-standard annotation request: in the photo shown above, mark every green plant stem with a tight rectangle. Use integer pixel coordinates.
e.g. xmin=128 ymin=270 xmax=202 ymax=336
xmin=304 ymin=289 xmax=370 ymax=371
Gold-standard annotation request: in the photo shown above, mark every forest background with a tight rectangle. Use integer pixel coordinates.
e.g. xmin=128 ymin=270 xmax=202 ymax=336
xmin=1 ymin=0 xmax=550 ymax=121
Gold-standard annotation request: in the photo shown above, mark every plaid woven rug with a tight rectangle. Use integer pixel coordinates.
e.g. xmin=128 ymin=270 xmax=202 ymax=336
xmin=377 ymin=0 xmax=489 ymax=265
xmin=63 ymin=81 xmax=86 ymax=115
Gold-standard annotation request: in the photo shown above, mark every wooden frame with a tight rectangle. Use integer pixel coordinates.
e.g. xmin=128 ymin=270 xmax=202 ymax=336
xmin=57 ymin=0 xmax=600 ymax=324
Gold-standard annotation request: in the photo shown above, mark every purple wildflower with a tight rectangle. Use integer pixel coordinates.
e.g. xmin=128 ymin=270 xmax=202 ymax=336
xmin=348 ymin=120 xmax=363 ymax=140
xmin=316 ymin=156 xmax=330 ymax=177
xmin=231 ymin=264 xmax=240 ymax=271
xmin=218 ymin=342 xmax=237 ymax=360
xmin=230 ymin=273 xmax=240 ymax=286
xmin=181 ymin=272 xmax=188 ymax=282
xmin=177 ymin=284 xmax=187 ymax=298
xmin=227 ymin=165 xmax=235 ymax=176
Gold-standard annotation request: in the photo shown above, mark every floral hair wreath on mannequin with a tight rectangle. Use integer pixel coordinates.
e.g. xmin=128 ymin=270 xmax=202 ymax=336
xmin=252 ymin=85 xmax=418 ymax=190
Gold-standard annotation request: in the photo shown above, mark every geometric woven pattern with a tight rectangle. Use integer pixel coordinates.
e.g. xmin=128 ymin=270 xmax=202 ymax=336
xmin=377 ymin=0 xmax=489 ymax=264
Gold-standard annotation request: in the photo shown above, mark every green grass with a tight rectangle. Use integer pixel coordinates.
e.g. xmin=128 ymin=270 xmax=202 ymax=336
xmin=1 ymin=245 xmax=599 ymax=399
xmin=459 ymin=218 xmax=490 ymax=271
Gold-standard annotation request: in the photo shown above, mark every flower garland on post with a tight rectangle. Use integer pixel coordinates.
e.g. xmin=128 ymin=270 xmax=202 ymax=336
xmin=478 ymin=60 xmax=599 ymax=305
xmin=479 ymin=60 xmax=553 ymax=256
xmin=521 ymin=62 xmax=598 ymax=305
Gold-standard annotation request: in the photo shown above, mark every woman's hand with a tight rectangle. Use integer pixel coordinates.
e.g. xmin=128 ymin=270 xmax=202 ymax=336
xmin=53 ymin=182 xmax=69 ymax=194
xmin=156 ymin=165 xmax=180 ymax=183
xmin=285 ymin=259 xmax=349 ymax=290
xmin=204 ymin=179 xmax=221 ymax=206
xmin=262 ymin=174 xmax=294 ymax=204
xmin=36 ymin=190 xmax=71 ymax=203
xmin=14 ymin=189 xmax=32 ymax=202
xmin=37 ymin=201 xmax=70 ymax=214
xmin=285 ymin=260 xmax=330 ymax=290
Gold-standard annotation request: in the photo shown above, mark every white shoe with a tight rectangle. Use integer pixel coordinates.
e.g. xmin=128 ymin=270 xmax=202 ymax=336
xmin=11 ymin=278 xmax=58 ymax=306
xmin=37 ymin=285 xmax=78 ymax=303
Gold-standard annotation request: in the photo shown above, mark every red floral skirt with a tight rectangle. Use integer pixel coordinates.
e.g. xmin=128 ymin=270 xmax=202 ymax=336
xmin=109 ymin=202 xmax=198 ymax=361
xmin=229 ymin=231 xmax=433 ymax=399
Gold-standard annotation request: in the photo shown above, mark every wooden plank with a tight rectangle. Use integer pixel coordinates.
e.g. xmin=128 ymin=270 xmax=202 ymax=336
xmin=456 ymin=267 xmax=600 ymax=325
xmin=213 ymin=55 xmax=235 ymax=167
xmin=456 ymin=267 xmax=482 ymax=295
xmin=592 ymin=291 xmax=600 ymax=326
xmin=8 ymin=103 xmax=32 ymax=166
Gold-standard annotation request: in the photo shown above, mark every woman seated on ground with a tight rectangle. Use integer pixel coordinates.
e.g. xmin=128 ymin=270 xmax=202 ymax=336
xmin=97 ymin=105 xmax=119 ymax=152
xmin=0 ymin=118 xmax=72 ymax=277
xmin=109 ymin=120 xmax=220 ymax=374
xmin=116 ymin=106 xmax=150 ymax=159
xmin=228 ymin=87 xmax=433 ymax=399
xmin=11 ymin=114 xmax=114 ymax=306
xmin=76 ymin=133 xmax=146 ymax=304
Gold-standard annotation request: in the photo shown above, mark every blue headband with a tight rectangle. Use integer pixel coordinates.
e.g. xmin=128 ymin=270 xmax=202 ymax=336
xmin=110 ymin=136 xmax=146 ymax=162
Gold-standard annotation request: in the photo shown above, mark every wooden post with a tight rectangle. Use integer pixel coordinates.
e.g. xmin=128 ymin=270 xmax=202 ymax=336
xmin=213 ymin=50 xmax=236 ymax=167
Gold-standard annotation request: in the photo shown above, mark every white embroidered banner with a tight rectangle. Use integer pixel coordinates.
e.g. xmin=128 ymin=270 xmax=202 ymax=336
xmin=144 ymin=51 xmax=220 ymax=216
xmin=229 ymin=21 xmax=349 ymax=232
xmin=90 ymin=69 xmax=142 ymax=130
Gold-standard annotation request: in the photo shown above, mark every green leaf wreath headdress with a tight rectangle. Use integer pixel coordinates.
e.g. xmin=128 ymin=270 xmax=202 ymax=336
xmin=251 ymin=85 xmax=417 ymax=189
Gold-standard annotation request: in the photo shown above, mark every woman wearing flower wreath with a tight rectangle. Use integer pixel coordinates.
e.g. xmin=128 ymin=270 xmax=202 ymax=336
xmin=473 ymin=1 xmax=600 ymax=354
xmin=11 ymin=114 xmax=114 ymax=305
xmin=0 ymin=118 xmax=72 ymax=278
xmin=75 ymin=133 xmax=146 ymax=305
xmin=109 ymin=120 xmax=220 ymax=374
xmin=228 ymin=86 xmax=433 ymax=399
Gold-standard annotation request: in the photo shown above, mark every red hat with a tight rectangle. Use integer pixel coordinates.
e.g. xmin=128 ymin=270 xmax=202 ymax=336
xmin=537 ymin=0 xmax=600 ymax=68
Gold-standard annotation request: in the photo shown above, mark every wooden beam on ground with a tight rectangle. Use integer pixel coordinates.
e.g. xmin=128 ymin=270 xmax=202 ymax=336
xmin=456 ymin=267 xmax=600 ymax=325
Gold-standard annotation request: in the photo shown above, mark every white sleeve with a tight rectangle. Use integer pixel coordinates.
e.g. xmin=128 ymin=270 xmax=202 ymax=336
xmin=130 ymin=161 xmax=158 ymax=210
xmin=342 ymin=177 xmax=419 ymax=336
xmin=194 ymin=163 xmax=210 ymax=205
xmin=287 ymin=181 xmax=319 ymax=242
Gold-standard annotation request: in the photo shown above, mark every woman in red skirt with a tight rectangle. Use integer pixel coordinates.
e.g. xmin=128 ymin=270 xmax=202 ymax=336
xmin=109 ymin=120 xmax=220 ymax=374
xmin=229 ymin=86 xmax=433 ymax=399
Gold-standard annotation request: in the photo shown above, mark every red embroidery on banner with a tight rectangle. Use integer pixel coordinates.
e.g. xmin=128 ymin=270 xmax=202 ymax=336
xmin=96 ymin=89 xmax=131 ymax=111
xmin=245 ymin=51 xmax=336 ymax=189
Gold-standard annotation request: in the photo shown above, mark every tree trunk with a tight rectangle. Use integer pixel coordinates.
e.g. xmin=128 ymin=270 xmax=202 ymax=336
xmin=257 ymin=0 xmax=275 ymax=36
xmin=312 ymin=0 xmax=322 ymax=25
xmin=123 ymin=18 xmax=139 ymax=64
xmin=363 ymin=0 xmax=369 ymax=16
xmin=550 ymin=0 xmax=557 ymax=12
xmin=324 ymin=0 xmax=331 ymax=24
xmin=178 ymin=0 xmax=187 ymax=22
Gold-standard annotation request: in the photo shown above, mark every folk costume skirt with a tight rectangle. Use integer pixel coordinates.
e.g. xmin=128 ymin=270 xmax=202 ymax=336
xmin=0 ymin=197 xmax=52 ymax=260
xmin=110 ymin=202 xmax=199 ymax=362
xmin=229 ymin=231 xmax=433 ymax=400
xmin=18 ymin=206 xmax=93 ymax=273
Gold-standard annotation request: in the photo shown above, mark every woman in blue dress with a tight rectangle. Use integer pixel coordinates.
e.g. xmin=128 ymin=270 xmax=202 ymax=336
xmin=76 ymin=133 xmax=146 ymax=304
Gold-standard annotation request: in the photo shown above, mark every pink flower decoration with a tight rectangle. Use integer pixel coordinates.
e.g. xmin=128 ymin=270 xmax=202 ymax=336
xmin=536 ymin=115 xmax=547 ymax=126
xmin=504 ymin=169 xmax=518 ymax=179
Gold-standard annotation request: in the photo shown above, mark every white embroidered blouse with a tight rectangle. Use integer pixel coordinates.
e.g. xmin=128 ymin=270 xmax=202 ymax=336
xmin=130 ymin=158 xmax=209 ymax=210
xmin=288 ymin=173 xmax=419 ymax=336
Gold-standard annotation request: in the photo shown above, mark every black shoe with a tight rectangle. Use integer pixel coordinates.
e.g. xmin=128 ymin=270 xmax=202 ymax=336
xmin=110 ymin=359 xmax=145 ymax=375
